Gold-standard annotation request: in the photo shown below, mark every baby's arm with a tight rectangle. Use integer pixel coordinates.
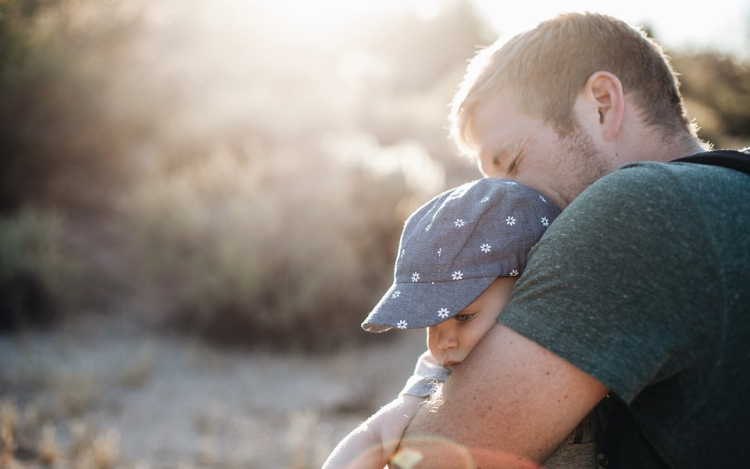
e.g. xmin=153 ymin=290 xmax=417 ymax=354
xmin=324 ymin=350 xmax=449 ymax=468
xmin=322 ymin=394 xmax=424 ymax=469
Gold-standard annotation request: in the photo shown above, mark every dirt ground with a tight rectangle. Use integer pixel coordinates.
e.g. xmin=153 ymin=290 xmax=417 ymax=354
xmin=0 ymin=312 xmax=427 ymax=469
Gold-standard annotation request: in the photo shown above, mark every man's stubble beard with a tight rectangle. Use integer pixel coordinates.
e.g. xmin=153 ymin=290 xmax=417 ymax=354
xmin=556 ymin=124 xmax=613 ymax=208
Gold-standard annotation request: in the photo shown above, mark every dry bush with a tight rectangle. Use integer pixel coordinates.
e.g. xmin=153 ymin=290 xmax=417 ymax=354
xmin=672 ymin=52 xmax=750 ymax=147
xmin=0 ymin=0 xmax=155 ymax=212
xmin=0 ymin=398 xmax=20 ymax=456
xmin=0 ymin=0 xmax=489 ymax=353
xmin=38 ymin=422 xmax=60 ymax=466
xmin=122 ymin=137 xmax=431 ymax=352
xmin=0 ymin=209 xmax=82 ymax=330
xmin=0 ymin=398 xmax=122 ymax=469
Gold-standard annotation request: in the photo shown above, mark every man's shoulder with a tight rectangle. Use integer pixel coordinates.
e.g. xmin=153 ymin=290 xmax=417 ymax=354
xmin=570 ymin=158 xmax=747 ymax=213
xmin=545 ymin=161 xmax=716 ymax=246
xmin=561 ymin=162 xmax=682 ymax=219
xmin=615 ymin=154 xmax=750 ymax=186
xmin=598 ymin=160 xmax=712 ymax=189
xmin=597 ymin=161 xmax=675 ymax=190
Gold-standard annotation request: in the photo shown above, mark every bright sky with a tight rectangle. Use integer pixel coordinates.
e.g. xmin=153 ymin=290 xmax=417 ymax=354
xmin=472 ymin=0 xmax=750 ymax=59
xmin=271 ymin=0 xmax=750 ymax=59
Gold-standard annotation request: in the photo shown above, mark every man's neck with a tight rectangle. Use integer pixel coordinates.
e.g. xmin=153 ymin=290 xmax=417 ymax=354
xmin=615 ymin=128 xmax=707 ymax=167
xmin=660 ymin=133 xmax=709 ymax=162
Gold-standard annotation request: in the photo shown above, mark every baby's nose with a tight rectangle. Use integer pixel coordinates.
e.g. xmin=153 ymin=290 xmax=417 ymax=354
xmin=438 ymin=328 xmax=458 ymax=350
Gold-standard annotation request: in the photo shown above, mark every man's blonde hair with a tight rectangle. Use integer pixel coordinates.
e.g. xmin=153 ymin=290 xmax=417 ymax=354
xmin=450 ymin=12 xmax=695 ymax=156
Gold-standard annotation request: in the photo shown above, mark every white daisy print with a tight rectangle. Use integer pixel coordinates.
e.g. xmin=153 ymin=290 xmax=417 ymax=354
xmin=510 ymin=269 xmax=519 ymax=276
xmin=425 ymin=223 xmax=432 ymax=232
xmin=506 ymin=216 xmax=516 ymax=226
xmin=411 ymin=272 xmax=420 ymax=282
xmin=437 ymin=308 xmax=450 ymax=319
xmin=539 ymin=195 xmax=547 ymax=203
xmin=397 ymin=320 xmax=408 ymax=329
xmin=391 ymin=291 xmax=401 ymax=299
xmin=437 ymin=248 xmax=442 ymax=257
xmin=480 ymin=196 xmax=490 ymax=203
xmin=454 ymin=219 xmax=465 ymax=227
xmin=452 ymin=271 xmax=463 ymax=280
xmin=541 ymin=217 xmax=550 ymax=227
xmin=480 ymin=243 xmax=491 ymax=253
xmin=401 ymin=249 xmax=406 ymax=257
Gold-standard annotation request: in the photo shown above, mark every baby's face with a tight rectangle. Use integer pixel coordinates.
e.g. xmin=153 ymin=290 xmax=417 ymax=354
xmin=427 ymin=277 xmax=516 ymax=370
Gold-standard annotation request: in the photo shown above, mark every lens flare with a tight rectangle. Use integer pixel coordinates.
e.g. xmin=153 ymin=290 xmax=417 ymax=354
xmin=389 ymin=435 xmax=544 ymax=469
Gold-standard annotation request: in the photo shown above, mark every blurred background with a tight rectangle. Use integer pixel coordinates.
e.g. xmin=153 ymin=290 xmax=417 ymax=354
xmin=1 ymin=0 xmax=749 ymax=467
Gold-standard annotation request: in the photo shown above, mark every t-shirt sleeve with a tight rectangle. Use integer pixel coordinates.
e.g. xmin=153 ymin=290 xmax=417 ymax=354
xmin=399 ymin=350 xmax=452 ymax=397
xmin=498 ymin=163 xmax=721 ymax=403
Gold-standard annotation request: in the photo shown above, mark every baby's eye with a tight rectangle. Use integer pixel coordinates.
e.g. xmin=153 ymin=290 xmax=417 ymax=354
xmin=454 ymin=313 xmax=475 ymax=324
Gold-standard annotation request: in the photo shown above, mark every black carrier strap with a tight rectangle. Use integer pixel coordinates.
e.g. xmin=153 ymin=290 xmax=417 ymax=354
xmin=671 ymin=149 xmax=750 ymax=175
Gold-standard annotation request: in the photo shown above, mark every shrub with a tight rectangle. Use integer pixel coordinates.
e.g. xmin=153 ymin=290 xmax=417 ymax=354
xmin=0 ymin=209 xmax=81 ymax=330
xmin=123 ymin=137 xmax=437 ymax=353
xmin=672 ymin=52 xmax=750 ymax=147
xmin=0 ymin=0 xmax=162 ymax=212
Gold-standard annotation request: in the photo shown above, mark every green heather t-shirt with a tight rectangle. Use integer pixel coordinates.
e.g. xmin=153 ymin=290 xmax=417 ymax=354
xmin=499 ymin=161 xmax=750 ymax=469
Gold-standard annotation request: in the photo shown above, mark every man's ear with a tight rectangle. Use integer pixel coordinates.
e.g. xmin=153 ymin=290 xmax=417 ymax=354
xmin=581 ymin=71 xmax=624 ymax=142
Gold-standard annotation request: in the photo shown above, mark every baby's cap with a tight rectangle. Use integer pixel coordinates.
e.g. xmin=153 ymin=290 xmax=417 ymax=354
xmin=362 ymin=178 xmax=560 ymax=332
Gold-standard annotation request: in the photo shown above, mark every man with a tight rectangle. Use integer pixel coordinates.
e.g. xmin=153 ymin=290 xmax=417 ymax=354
xmin=394 ymin=12 xmax=750 ymax=469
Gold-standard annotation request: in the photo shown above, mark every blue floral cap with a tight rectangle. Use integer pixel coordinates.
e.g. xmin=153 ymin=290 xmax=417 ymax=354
xmin=362 ymin=178 xmax=560 ymax=332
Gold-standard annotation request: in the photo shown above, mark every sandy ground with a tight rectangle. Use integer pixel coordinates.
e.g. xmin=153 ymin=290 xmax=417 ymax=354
xmin=0 ymin=312 xmax=427 ymax=468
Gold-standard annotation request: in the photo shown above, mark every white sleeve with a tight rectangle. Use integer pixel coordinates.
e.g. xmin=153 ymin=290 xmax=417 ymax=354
xmin=399 ymin=350 xmax=452 ymax=397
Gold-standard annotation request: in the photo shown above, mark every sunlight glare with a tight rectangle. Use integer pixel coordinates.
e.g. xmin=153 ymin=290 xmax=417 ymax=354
xmin=471 ymin=0 xmax=749 ymax=59
xmin=414 ymin=0 xmax=442 ymax=22
xmin=270 ymin=0 xmax=407 ymax=31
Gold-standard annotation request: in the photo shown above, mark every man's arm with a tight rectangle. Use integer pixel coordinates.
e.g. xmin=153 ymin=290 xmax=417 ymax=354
xmin=323 ymin=394 xmax=425 ymax=469
xmin=395 ymin=324 xmax=608 ymax=469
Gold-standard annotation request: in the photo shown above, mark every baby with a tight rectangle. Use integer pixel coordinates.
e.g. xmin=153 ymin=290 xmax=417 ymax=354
xmin=323 ymin=178 xmax=597 ymax=469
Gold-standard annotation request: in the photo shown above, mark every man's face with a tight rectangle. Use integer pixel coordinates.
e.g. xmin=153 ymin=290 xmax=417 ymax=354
xmin=467 ymin=88 xmax=612 ymax=209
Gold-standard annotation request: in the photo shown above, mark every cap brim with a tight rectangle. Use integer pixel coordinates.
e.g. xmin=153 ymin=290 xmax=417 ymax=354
xmin=361 ymin=276 xmax=497 ymax=332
